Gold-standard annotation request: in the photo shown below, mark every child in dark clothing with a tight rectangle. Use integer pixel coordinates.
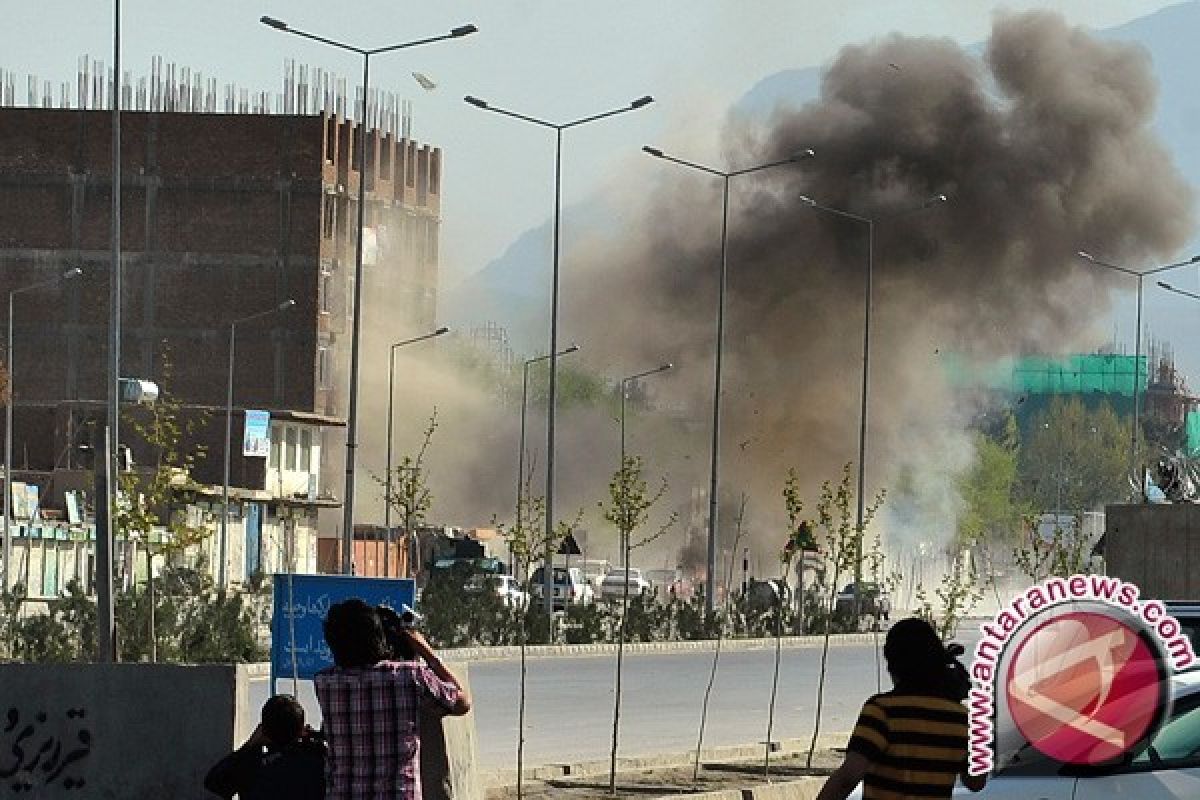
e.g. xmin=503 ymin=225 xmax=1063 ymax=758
xmin=205 ymin=694 xmax=325 ymax=800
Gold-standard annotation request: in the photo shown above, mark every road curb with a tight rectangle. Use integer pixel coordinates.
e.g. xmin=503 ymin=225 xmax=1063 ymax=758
xmin=480 ymin=733 xmax=849 ymax=788
xmin=439 ymin=632 xmax=884 ymax=663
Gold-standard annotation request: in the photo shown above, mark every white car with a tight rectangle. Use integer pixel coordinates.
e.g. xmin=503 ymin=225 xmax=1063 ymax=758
xmin=600 ymin=567 xmax=651 ymax=602
xmin=469 ymin=574 xmax=528 ymax=608
xmin=529 ymin=566 xmax=594 ymax=610
xmin=842 ymin=671 xmax=1200 ymax=799
xmin=942 ymin=670 xmax=1200 ymax=799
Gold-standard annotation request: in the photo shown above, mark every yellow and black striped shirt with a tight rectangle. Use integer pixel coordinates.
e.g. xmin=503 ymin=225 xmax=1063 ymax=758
xmin=847 ymin=692 xmax=968 ymax=800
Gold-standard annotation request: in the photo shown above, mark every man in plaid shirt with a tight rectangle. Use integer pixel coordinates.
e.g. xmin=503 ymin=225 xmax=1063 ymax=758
xmin=316 ymin=599 xmax=471 ymax=799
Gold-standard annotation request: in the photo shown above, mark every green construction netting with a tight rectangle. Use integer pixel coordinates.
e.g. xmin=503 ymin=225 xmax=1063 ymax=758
xmin=1011 ymin=354 xmax=1145 ymax=396
xmin=1188 ymin=409 xmax=1200 ymax=457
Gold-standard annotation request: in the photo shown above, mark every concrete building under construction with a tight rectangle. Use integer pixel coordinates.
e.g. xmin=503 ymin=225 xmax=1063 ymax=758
xmin=0 ymin=59 xmax=444 ymax=590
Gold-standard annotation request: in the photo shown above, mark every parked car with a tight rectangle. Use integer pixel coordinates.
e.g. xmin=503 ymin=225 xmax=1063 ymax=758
xmin=1165 ymin=601 xmax=1200 ymax=666
xmin=919 ymin=670 xmax=1200 ymax=799
xmin=468 ymin=574 xmax=528 ymax=608
xmin=600 ymin=567 xmax=652 ymax=602
xmin=529 ymin=566 xmax=593 ymax=610
xmin=834 ymin=582 xmax=891 ymax=620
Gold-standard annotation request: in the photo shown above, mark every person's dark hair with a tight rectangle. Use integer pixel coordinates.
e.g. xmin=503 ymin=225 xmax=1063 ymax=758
xmin=261 ymin=694 xmax=305 ymax=745
xmin=376 ymin=605 xmax=417 ymax=661
xmin=323 ymin=598 xmax=388 ymax=668
xmin=884 ymin=617 xmax=955 ymax=697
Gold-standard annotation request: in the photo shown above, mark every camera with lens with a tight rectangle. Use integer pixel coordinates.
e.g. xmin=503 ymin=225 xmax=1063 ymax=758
xmin=377 ymin=603 xmax=420 ymax=661
xmin=945 ymin=642 xmax=971 ymax=701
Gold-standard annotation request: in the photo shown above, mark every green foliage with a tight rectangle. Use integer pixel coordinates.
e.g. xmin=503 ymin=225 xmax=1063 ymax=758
xmin=378 ymin=408 xmax=438 ymax=537
xmin=0 ymin=569 xmax=266 ymax=664
xmin=526 ymin=360 xmax=611 ymax=412
xmin=116 ymin=354 xmax=212 ymax=559
xmin=958 ymin=427 xmax=1026 ymax=548
xmin=912 ymin=554 xmax=984 ymax=641
xmin=1017 ymin=397 xmax=1129 ymax=511
xmin=1012 ymin=513 xmax=1094 ymax=582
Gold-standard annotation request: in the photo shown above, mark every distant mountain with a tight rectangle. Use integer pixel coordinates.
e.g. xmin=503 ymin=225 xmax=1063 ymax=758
xmin=445 ymin=2 xmax=1200 ymax=354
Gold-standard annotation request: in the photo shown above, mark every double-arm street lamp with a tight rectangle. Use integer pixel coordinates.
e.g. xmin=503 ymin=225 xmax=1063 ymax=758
xmin=610 ymin=360 xmax=673 ymax=792
xmin=798 ymin=194 xmax=947 ymax=600
xmin=1077 ymin=251 xmax=1200 ymax=483
xmin=384 ymin=326 xmax=449 ymax=577
xmin=262 ymin=15 xmax=478 ymax=575
xmin=642 ymin=145 xmax=814 ymax=613
xmin=466 ymin=94 xmax=653 ymax=622
xmin=220 ymin=300 xmax=295 ymax=589
xmin=3 ymin=267 xmax=83 ymax=592
xmin=1159 ymin=281 xmax=1200 ymax=303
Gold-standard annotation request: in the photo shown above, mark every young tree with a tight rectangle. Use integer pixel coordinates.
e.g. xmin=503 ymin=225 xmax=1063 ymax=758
xmin=763 ymin=471 xmax=818 ymax=776
xmin=691 ymin=493 xmax=747 ymax=783
xmin=603 ymin=454 xmax=677 ymax=794
xmin=501 ymin=460 xmax=575 ymax=800
xmin=113 ymin=361 xmax=212 ymax=661
xmin=807 ymin=464 xmax=884 ymax=768
xmin=378 ymin=408 xmax=437 ymax=578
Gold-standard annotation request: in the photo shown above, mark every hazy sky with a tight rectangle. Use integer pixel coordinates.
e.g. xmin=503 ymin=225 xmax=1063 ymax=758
xmin=1 ymin=1 xmax=1181 ymax=288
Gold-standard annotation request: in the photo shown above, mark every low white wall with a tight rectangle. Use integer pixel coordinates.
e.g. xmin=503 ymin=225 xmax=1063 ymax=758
xmin=0 ymin=663 xmax=252 ymax=799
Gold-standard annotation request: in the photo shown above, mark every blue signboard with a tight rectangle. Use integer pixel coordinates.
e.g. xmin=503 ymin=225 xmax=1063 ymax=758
xmin=243 ymin=410 xmax=271 ymax=457
xmin=270 ymin=574 xmax=416 ymax=687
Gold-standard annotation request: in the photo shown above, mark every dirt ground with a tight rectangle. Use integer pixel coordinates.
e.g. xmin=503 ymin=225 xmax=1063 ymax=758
xmin=485 ymin=749 xmax=842 ymax=800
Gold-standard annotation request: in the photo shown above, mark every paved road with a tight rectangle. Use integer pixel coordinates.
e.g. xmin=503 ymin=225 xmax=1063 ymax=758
xmin=251 ymin=629 xmax=982 ymax=770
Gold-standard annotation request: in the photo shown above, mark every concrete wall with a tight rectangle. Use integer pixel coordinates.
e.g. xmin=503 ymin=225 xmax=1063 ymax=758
xmin=0 ymin=663 xmax=252 ymax=799
xmin=1105 ymin=503 xmax=1200 ymax=599
xmin=420 ymin=662 xmax=481 ymax=800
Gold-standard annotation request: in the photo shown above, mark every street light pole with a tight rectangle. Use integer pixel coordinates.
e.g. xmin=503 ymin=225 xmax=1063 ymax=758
xmin=611 ymin=360 xmax=672 ymax=793
xmin=642 ymin=145 xmax=814 ymax=613
xmin=515 ymin=345 xmax=580 ymax=573
xmin=799 ymin=194 xmax=946 ymax=603
xmin=3 ymin=268 xmax=82 ymax=592
xmin=262 ymin=15 xmax=478 ymax=576
xmin=383 ymin=326 xmax=448 ymax=577
xmin=100 ymin=0 xmax=123 ymax=665
xmin=220 ymin=300 xmax=294 ymax=589
xmin=1077 ymin=252 xmax=1199 ymax=491
xmin=466 ymin=94 xmax=653 ymax=630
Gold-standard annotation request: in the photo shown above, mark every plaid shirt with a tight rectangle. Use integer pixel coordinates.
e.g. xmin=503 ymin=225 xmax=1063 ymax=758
xmin=315 ymin=660 xmax=462 ymax=800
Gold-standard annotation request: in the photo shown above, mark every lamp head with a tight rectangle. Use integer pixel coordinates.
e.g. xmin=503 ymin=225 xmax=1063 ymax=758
xmin=564 ymin=344 xmax=581 ymax=354
xmin=434 ymin=326 xmax=450 ymax=335
xmin=933 ymin=193 xmax=948 ymax=203
xmin=1190 ymin=255 xmax=1200 ymax=264
xmin=451 ymin=24 xmax=478 ymax=37
xmin=792 ymin=149 xmax=816 ymax=161
xmin=464 ymin=95 xmax=488 ymax=109
xmin=642 ymin=145 xmax=664 ymax=158
xmin=1077 ymin=251 xmax=1095 ymax=261
xmin=660 ymin=362 xmax=674 ymax=372
xmin=799 ymin=195 xmax=817 ymax=207
xmin=63 ymin=267 xmax=83 ymax=279
xmin=277 ymin=299 xmax=296 ymax=311
xmin=631 ymin=95 xmax=654 ymax=109
xmin=260 ymin=16 xmax=288 ymax=30
xmin=1158 ymin=281 xmax=1174 ymax=291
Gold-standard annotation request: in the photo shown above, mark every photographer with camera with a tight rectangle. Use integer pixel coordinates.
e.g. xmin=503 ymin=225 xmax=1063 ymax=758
xmin=816 ymin=617 xmax=985 ymax=800
xmin=315 ymin=598 xmax=471 ymax=800
xmin=204 ymin=694 xmax=326 ymax=800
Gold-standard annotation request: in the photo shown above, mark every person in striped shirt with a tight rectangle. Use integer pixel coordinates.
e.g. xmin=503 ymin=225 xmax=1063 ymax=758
xmin=816 ymin=617 xmax=986 ymax=800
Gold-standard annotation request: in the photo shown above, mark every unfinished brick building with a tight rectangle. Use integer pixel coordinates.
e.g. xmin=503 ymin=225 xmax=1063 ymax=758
xmin=0 ymin=102 xmax=444 ymax=580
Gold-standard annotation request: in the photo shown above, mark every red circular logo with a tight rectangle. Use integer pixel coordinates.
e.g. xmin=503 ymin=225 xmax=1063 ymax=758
xmin=1005 ymin=610 xmax=1164 ymax=765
